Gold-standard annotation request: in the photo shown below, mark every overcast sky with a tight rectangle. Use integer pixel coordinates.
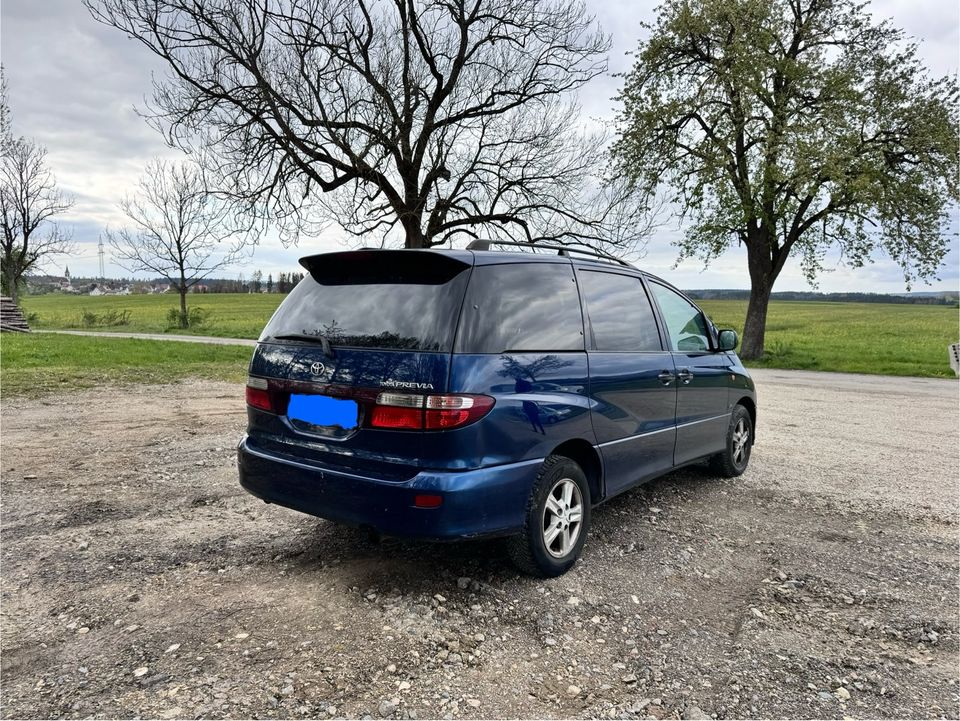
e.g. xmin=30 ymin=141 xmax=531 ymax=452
xmin=2 ymin=0 xmax=958 ymax=291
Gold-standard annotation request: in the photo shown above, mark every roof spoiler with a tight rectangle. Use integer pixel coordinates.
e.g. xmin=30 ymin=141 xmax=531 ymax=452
xmin=299 ymin=249 xmax=471 ymax=285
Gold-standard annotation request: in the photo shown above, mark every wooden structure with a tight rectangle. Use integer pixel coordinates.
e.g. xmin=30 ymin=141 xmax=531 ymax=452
xmin=0 ymin=296 xmax=30 ymax=332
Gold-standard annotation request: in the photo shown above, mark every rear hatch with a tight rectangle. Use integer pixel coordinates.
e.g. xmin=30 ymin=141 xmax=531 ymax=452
xmin=245 ymin=249 xmax=475 ymax=480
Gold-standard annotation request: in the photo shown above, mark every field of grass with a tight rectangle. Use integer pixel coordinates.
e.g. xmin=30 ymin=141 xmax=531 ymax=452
xmin=11 ymin=291 xmax=960 ymax=379
xmin=0 ymin=333 xmax=251 ymax=397
xmin=699 ymin=300 xmax=958 ymax=378
xmin=22 ymin=293 xmax=284 ymax=339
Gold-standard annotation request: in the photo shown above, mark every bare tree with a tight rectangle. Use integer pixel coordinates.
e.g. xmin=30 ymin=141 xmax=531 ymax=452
xmin=105 ymin=159 xmax=253 ymax=327
xmin=1 ymin=66 xmax=75 ymax=303
xmin=0 ymin=67 xmax=10 ymax=149
xmin=85 ymin=0 xmax=656 ymax=252
xmin=0 ymin=143 xmax=75 ymax=304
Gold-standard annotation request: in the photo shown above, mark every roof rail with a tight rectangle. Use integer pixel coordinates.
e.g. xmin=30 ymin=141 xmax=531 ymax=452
xmin=465 ymin=239 xmax=632 ymax=268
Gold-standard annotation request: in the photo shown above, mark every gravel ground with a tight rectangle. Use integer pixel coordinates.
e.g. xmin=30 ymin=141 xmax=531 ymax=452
xmin=1 ymin=369 xmax=957 ymax=719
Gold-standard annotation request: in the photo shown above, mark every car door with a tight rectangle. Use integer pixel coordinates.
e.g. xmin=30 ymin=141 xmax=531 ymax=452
xmin=647 ymin=280 xmax=732 ymax=465
xmin=577 ymin=268 xmax=677 ymax=497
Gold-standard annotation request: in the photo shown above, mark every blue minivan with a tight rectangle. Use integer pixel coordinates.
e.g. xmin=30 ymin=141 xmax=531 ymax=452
xmin=238 ymin=244 xmax=756 ymax=576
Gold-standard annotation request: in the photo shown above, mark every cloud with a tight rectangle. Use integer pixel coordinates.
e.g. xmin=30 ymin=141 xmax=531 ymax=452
xmin=3 ymin=0 xmax=957 ymax=292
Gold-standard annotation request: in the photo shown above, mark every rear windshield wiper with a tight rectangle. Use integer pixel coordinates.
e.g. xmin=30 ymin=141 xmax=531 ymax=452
xmin=271 ymin=332 xmax=336 ymax=359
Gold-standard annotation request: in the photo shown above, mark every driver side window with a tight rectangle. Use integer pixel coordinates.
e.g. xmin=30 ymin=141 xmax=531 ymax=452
xmin=649 ymin=282 xmax=711 ymax=352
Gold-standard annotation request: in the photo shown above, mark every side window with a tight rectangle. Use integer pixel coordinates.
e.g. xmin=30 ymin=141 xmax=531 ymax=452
xmin=649 ymin=282 xmax=711 ymax=352
xmin=456 ymin=263 xmax=584 ymax=353
xmin=578 ymin=270 xmax=662 ymax=351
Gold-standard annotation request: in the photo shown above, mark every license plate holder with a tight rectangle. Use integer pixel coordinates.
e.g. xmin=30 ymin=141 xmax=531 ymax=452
xmin=287 ymin=394 xmax=359 ymax=434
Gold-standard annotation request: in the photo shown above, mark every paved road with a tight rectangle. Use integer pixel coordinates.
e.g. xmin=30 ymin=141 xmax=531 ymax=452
xmin=36 ymin=329 xmax=257 ymax=346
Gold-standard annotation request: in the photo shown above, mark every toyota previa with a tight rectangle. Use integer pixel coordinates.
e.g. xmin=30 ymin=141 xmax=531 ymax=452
xmin=238 ymin=243 xmax=756 ymax=576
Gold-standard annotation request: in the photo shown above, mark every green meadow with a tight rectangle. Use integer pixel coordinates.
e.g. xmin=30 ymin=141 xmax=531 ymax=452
xmin=698 ymin=300 xmax=957 ymax=378
xmin=21 ymin=292 xmax=285 ymax=339
xmin=0 ymin=332 xmax=251 ymax=397
xmin=3 ymin=293 xmax=957 ymax=395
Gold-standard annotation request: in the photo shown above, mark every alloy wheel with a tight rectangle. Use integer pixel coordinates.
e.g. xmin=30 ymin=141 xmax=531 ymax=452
xmin=541 ymin=478 xmax=583 ymax=558
xmin=732 ymin=418 xmax=749 ymax=466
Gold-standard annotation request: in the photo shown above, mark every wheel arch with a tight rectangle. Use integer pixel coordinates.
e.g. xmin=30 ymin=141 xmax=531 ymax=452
xmin=550 ymin=438 xmax=603 ymax=504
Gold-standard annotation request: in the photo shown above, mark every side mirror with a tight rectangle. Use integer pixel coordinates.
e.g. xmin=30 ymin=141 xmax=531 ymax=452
xmin=718 ymin=329 xmax=738 ymax=351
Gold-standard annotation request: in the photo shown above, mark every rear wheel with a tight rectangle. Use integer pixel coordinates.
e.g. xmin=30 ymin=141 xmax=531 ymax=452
xmin=508 ymin=455 xmax=591 ymax=577
xmin=709 ymin=404 xmax=753 ymax=477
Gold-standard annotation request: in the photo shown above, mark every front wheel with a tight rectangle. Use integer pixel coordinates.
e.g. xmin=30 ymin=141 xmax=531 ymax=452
xmin=709 ymin=404 xmax=753 ymax=477
xmin=508 ymin=455 xmax=591 ymax=577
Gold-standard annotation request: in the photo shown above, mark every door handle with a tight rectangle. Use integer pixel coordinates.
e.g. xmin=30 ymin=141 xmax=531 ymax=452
xmin=677 ymin=368 xmax=694 ymax=385
xmin=657 ymin=370 xmax=675 ymax=385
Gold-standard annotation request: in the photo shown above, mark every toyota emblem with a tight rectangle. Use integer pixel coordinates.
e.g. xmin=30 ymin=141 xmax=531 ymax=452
xmin=310 ymin=362 xmax=326 ymax=376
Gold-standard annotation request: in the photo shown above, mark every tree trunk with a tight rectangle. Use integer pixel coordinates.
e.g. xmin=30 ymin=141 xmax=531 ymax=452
xmin=740 ymin=236 xmax=776 ymax=361
xmin=4 ymin=266 xmax=18 ymax=304
xmin=402 ymin=215 xmax=426 ymax=248
xmin=740 ymin=280 xmax=772 ymax=360
xmin=179 ymin=287 xmax=189 ymax=328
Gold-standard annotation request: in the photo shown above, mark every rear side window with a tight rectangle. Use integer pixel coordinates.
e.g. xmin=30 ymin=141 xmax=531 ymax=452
xmin=578 ymin=270 xmax=662 ymax=351
xmin=260 ymin=251 xmax=470 ymax=352
xmin=456 ymin=263 xmax=584 ymax=353
xmin=649 ymin=282 xmax=712 ymax=352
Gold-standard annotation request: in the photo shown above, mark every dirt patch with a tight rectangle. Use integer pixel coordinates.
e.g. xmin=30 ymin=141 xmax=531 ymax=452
xmin=1 ymin=372 xmax=957 ymax=719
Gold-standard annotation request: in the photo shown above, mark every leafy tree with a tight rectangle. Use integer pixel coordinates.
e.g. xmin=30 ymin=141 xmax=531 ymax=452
xmin=105 ymin=159 xmax=253 ymax=327
xmin=613 ymin=0 xmax=959 ymax=358
xmin=86 ymin=0 xmax=656 ymax=251
xmin=266 ymin=273 xmax=273 ymax=294
xmin=251 ymin=270 xmax=263 ymax=294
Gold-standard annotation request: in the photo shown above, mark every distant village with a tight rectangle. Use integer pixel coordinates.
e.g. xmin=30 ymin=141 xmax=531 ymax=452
xmin=25 ymin=267 xmax=306 ymax=296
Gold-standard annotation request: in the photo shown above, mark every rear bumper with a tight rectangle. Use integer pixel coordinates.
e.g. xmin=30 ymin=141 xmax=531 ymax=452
xmin=237 ymin=436 xmax=540 ymax=540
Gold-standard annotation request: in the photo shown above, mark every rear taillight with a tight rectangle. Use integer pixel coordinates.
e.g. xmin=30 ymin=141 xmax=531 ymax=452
xmin=245 ymin=377 xmax=286 ymax=414
xmin=245 ymin=385 xmax=272 ymax=411
xmin=369 ymin=405 xmax=422 ymax=429
xmin=370 ymin=393 xmax=494 ymax=431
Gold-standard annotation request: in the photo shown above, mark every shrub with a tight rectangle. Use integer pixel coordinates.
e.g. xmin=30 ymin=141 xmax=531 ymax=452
xmin=80 ymin=310 xmax=99 ymax=328
xmin=102 ymin=309 xmax=131 ymax=326
xmin=79 ymin=309 xmax=131 ymax=327
xmin=166 ymin=306 xmax=209 ymax=329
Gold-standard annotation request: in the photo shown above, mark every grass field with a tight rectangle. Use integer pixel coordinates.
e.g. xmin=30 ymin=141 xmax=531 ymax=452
xmin=698 ymin=300 xmax=958 ymax=378
xmin=0 ymin=333 xmax=250 ymax=397
xmin=22 ymin=293 xmax=285 ymax=339
xmin=11 ymin=291 xmax=960 ymax=380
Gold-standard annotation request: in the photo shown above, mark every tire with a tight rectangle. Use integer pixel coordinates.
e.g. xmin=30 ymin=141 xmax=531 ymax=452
xmin=508 ymin=455 xmax=591 ymax=577
xmin=709 ymin=404 xmax=753 ymax=478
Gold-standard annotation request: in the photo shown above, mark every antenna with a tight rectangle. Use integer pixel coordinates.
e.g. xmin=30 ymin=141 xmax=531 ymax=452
xmin=98 ymin=238 xmax=105 ymax=280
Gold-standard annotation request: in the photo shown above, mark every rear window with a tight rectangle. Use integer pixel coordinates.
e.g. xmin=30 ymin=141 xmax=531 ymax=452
xmin=455 ymin=263 xmax=584 ymax=353
xmin=260 ymin=251 xmax=470 ymax=352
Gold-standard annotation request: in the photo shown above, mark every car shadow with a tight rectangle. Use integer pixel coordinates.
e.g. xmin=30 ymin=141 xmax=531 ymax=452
xmin=282 ymin=461 xmax=725 ymax=591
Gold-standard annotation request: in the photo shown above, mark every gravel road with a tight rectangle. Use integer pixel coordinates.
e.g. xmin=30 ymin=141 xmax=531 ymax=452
xmin=1 ymin=369 xmax=957 ymax=719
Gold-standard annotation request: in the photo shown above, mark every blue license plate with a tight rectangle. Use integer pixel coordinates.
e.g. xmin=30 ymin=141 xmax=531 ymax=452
xmin=287 ymin=394 xmax=358 ymax=431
